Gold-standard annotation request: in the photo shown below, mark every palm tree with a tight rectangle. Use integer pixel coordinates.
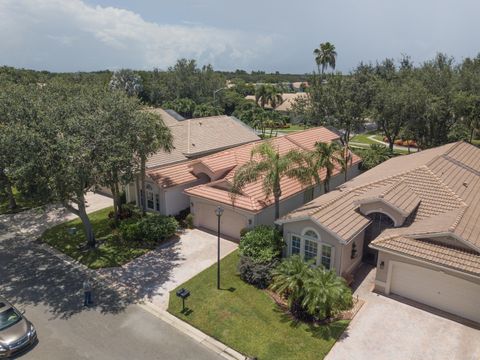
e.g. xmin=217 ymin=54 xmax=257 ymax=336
xmin=313 ymin=42 xmax=337 ymax=78
xmin=231 ymin=141 xmax=299 ymax=220
xmin=337 ymin=145 xmax=353 ymax=182
xmin=255 ymin=85 xmax=283 ymax=109
xmin=270 ymin=255 xmax=312 ymax=308
xmin=287 ymin=142 xmax=343 ymax=194
xmin=301 ymin=267 xmax=352 ymax=320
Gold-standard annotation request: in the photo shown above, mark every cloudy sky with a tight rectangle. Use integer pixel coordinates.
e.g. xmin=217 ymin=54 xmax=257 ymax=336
xmin=0 ymin=0 xmax=479 ymax=73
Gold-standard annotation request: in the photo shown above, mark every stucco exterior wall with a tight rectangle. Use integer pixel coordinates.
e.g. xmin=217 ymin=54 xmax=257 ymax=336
xmin=190 ymin=196 xmax=254 ymax=239
xmin=164 ymin=175 xmax=209 ymax=216
xmin=282 ymin=220 xmax=344 ymax=275
xmin=374 ymin=250 xmax=480 ymax=292
xmin=340 ymin=230 xmax=365 ymax=275
xmin=254 ymin=185 xmax=322 ymax=227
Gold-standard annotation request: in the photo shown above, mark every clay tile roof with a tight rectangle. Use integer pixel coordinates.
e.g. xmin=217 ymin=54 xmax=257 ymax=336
xmin=279 ymin=141 xmax=480 ymax=251
xmin=182 ymin=127 xmax=359 ymax=212
xmin=145 ymin=108 xmax=259 ymax=169
xmin=356 ymin=180 xmax=420 ymax=217
xmin=371 ymin=236 xmax=480 ymax=276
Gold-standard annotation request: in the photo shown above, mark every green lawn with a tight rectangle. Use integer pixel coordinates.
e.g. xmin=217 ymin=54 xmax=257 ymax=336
xmin=350 ymin=133 xmax=379 ymax=145
xmin=41 ymin=207 xmax=153 ymax=269
xmin=168 ymin=251 xmax=349 ymax=360
xmin=0 ymin=188 xmax=45 ymax=215
xmin=277 ymin=124 xmax=310 ymax=133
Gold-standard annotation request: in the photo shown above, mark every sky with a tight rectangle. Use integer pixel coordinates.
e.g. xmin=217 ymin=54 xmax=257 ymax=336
xmin=0 ymin=0 xmax=479 ymax=74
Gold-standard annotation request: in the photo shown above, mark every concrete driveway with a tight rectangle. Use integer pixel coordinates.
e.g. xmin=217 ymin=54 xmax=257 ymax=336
xmin=326 ymin=266 xmax=480 ymax=360
xmin=99 ymin=229 xmax=238 ymax=310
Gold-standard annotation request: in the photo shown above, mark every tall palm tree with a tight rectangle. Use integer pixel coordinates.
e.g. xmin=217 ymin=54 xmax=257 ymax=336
xmin=231 ymin=141 xmax=299 ymax=220
xmin=313 ymin=42 xmax=337 ymax=78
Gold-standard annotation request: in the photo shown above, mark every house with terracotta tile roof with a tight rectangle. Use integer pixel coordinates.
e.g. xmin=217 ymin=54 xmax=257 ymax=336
xmin=125 ymin=108 xmax=260 ymax=214
xmin=126 ymin=126 xmax=361 ymax=238
xmin=276 ymin=141 xmax=480 ymax=324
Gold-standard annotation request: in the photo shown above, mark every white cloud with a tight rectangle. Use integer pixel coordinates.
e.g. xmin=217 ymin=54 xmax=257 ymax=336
xmin=0 ymin=0 xmax=273 ymax=71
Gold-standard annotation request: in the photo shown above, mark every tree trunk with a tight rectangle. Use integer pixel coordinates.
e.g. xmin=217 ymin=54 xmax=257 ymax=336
xmin=274 ymin=193 xmax=280 ymax=221
xmin=135 ymin=174 xmax=140 ymax=208
xmin=78 ymin=200 xmax=96 ymax=248
xmin=140 ymin=156 xmax=147 ymax=215
xmin=110 ymin=183 xmax=120 ymax=222
xmin=324 ymin=180 xmax=330 ymax=194
xmin=388 ymin=137 xmax=394 ymax=152
xmin=64 ymin=193 xmax=95 ymax=248
xmin=0 ymin=169 xmax=17 ymax=210
xmin=470 ymin=127 xmax=475 ymax=144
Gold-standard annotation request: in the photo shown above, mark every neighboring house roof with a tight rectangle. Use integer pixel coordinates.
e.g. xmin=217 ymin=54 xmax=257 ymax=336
xmin=147 ymin=127 xmax=360 ymax=212
xmin=278 ymin=141 xmax=480 ymax=275
xmin=183 ymin=127 xmax=360 ymax=212
xmin=245 ymin=93 xmax=308 ymax=112
xmin=145 ymin=108 xmax=260 ymax=169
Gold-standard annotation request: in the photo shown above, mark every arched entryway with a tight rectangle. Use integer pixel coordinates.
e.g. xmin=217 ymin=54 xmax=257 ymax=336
xmin=362 ymin=212 xmax=395 ymax=265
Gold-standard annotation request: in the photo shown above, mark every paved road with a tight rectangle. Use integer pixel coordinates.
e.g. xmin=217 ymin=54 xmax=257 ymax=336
xmin=0 ymin=231 xmax=221 ymax=360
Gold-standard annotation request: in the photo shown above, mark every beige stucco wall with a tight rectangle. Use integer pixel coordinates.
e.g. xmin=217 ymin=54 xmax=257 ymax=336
xmin=374 ymin=250 xmax=480 ymax=293
xmin=282 ymin=220 xmax=344 ymax=275
xmin=190 ymin=196 xmax=254 ymax=239
xmin=340 ymin=230 xmax=365 ymax=275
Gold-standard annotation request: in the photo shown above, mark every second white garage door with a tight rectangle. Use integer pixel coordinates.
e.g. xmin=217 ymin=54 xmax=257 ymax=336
xmin=195 ymin=203 xmax=248 ymax=239
xmin=389 ymin=261 xmax=480 ymax=323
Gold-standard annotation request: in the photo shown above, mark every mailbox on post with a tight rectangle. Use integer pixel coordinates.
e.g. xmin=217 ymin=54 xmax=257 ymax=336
xmin=176 ymin=288 xmax=190 ymax=312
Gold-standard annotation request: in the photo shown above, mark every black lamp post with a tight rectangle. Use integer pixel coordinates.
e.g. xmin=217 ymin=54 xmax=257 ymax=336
xmin=215 ymin=206 xmax=224 ymax=290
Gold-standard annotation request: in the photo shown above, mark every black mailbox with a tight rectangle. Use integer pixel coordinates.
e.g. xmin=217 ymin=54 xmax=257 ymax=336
xmin=176 ymin=288 xmax=190 ymax=312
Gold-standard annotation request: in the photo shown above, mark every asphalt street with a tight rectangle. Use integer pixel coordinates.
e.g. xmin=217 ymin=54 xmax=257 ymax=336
xmin=0 ymin=231 xmax=221 ymax=360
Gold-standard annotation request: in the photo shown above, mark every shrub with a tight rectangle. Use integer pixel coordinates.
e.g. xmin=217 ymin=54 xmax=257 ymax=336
xmin=238 ymin=255 xmax=279 ymax=289
xmin=108 ymin=203 xmax=142 ymax=221
xmin=238 ymin=225 xmax=283 ymax=288
xmin=239 ymin=227 xmax=251 ymax=238
xmin=239 ymin=225 xmax=283 ymax=263
xmin=119 ymin=222 xmax=142 ymax=242
xmin=138 ymin=215 xmax=178 ymax=243
xmin=185 ymin=213 xmax=194 ymax=229
xmin=120 ymin=215 xmax=178 ymax=244
xmin=270 ymin=256 xmax=353 ymax=321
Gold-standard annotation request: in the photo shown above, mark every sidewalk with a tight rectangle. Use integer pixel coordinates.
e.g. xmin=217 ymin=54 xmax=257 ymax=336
xmin=1 ymin=199 xmax=244 ymax=360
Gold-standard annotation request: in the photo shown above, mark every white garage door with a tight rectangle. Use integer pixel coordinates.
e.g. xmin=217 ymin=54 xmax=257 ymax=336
xmin=196 ymin=203 xmax=248 ymax=239
xmin=390 ymin=262 xmax=480 ymax=323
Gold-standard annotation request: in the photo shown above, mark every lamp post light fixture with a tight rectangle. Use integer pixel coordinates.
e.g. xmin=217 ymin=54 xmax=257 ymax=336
xmin=215 ymin=206 xmax=224 ymax=290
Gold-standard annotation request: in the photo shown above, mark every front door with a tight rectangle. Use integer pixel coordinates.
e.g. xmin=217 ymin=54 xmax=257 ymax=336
xmin=362 ymin=212 xmax=395 ymax=265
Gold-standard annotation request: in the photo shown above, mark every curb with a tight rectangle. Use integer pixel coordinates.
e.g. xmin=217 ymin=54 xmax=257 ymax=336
xmin=139 ymin=303 xmax=245 ymax=360
xmin=34 ymin=237 xmax=245 ymax=359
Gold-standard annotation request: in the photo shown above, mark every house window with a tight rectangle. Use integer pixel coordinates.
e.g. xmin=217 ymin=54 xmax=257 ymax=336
xmin=146 ymin=184 xmax=154 ymax=210
xmin=304 ymin=239 xmax=318 ymax=263
xmin=155 ymin=194 xmax=160 ymax=212
xmin=303 ymin=187 xmax=315 ymax=204
xmin=321 ymin=244 xmax=332 ymax=269
xmin=303 ymin=229 xmax=318 ymax=240
xmin=291 ymin=235 xmax=301 ymax=255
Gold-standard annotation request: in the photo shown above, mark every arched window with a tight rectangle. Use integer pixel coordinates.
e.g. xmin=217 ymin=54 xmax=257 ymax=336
xmin=302 ymin=229 xmax=319 ymax=240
